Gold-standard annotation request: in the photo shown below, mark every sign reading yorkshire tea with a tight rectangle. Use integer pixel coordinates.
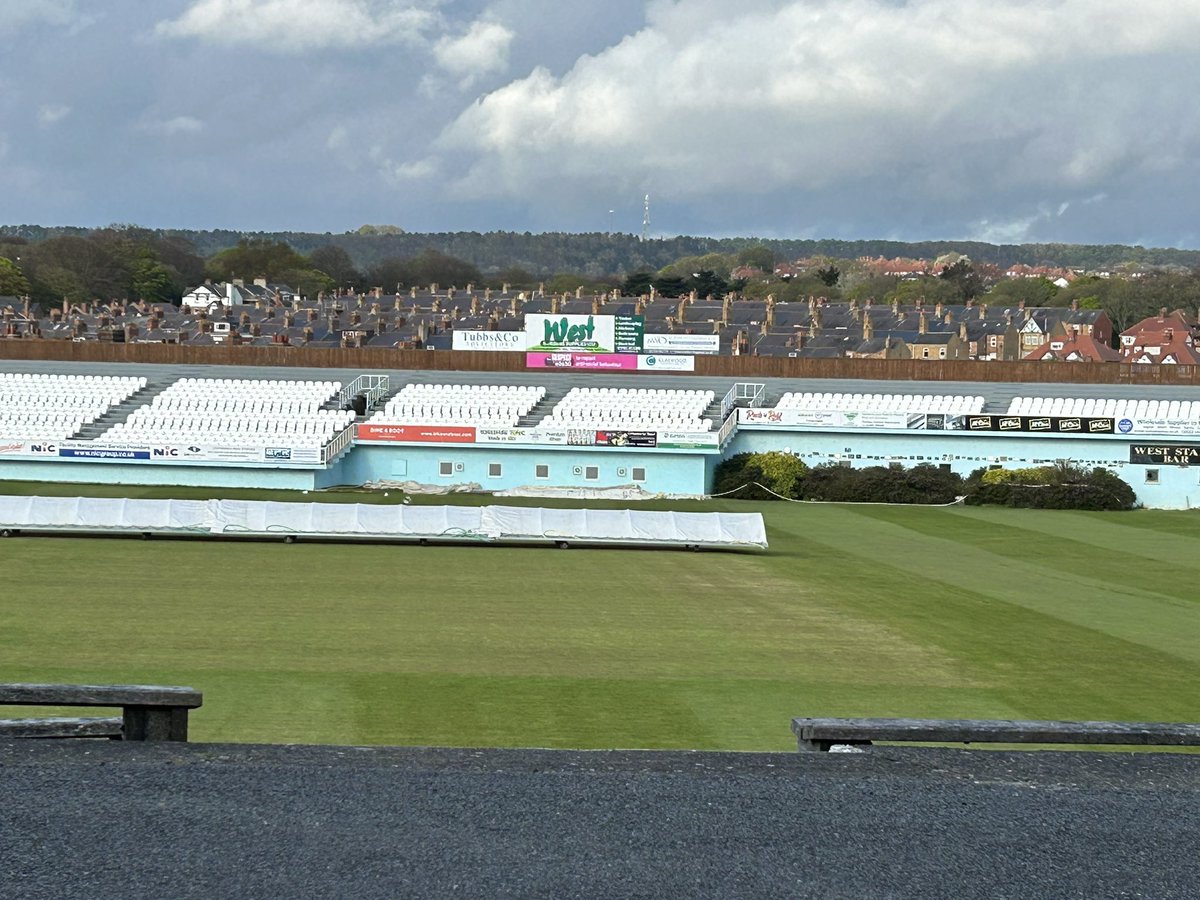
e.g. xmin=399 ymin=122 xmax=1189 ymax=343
xmin=525 ymin=314 xmax=644 ymax=354
xmin=1129 ymin=443 xmax=1200 ymax=466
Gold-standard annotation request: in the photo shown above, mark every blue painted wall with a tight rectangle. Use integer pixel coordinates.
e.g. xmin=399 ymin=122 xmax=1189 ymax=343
xmin=0 ymin=460 xmax=316 ymax=490
xmin=1 ymin=427 xmax=1195 ymax=508
xmin=323 ymin=444 xmax=710 ymax=494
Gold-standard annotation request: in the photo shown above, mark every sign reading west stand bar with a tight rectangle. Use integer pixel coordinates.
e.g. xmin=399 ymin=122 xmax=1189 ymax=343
xmin=525 ymin=314 xmax=644 ymax=353
xmin=1129 ymin=443 xmax=1200 ymax=465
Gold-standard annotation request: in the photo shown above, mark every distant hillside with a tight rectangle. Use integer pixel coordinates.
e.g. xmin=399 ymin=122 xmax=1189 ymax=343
xmin=3 ymin=224 xmax=1199 ymax=276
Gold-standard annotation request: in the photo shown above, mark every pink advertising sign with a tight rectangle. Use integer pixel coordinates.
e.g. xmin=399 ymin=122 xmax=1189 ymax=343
xmin=525 ymin=352 xmax=640 ymax=371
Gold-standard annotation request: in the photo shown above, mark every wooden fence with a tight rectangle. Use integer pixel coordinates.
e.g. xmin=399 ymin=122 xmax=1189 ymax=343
xmin=2 ymin=340 xmax=1199 ymax=386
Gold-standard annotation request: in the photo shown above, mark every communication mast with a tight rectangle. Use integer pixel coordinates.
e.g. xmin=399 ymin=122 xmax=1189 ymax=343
xmin=641 ymin=194 xmax=650 ymax=242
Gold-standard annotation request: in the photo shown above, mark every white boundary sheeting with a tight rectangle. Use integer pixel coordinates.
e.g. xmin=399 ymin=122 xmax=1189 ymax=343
xmin=0 ymin=496 xmax=767 ymax=550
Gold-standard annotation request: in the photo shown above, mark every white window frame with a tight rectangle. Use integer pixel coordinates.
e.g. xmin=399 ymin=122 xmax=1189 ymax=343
xmin=584 ymin=465 xmax=599 ymax=481
xmin=438 ymin=461 xmax=453 ymax=477
xmin=535 ymin=464 xmax=550 ymax=480
xmin=487 ymin=462 xmax=503 ymax=479
xmin=631 ymin=467 xmax=646 ymax=483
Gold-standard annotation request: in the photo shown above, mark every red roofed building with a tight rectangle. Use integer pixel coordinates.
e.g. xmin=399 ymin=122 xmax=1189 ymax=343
xmin=1024 ymin=332 xmax=1121 ymax=363
xmin=1118 ymin=310 xmax=1200 ymax=364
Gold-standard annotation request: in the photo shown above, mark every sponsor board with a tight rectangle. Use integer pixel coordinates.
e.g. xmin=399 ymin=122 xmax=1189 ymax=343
xmin=594 ymin=430 xmax=658 ymax=448
xmin=475 ymin=427 xmax=568 ymax=446
xmin=656 ymin=431 xmax=720 ymax=449
xmin=356 ymin=423 xmax=477 ymax=443
xmin=526 ymin=352 xmax=641 ymax=371
xmin=525 ymin=314 xmax=644 ymax=353
xmin=642 ymin=333 xmax=720 ymax=355
xmin=451 ymin=330 xmax=525 ymax=351
xmin=59 ymin=447 xmax=151 ymax=460
xmin=738 ymin=408 xmax=909 ymax=430
xmin=1129 ymin=443 xmax=1200 ymax=465
xmin=636 ymin=354 xmax=695 ymax=372
xmin=956 ymin=415 xmax=1115 ymax=434
xmin=0 ymin=437 xmax=324 ymax=466
xmin=1112 ymin=417 xmax=1200 ymax=436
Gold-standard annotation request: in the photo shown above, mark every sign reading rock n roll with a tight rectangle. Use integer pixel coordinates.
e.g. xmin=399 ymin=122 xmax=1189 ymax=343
xmin=525 ymin=314 xmax=644 ymax=353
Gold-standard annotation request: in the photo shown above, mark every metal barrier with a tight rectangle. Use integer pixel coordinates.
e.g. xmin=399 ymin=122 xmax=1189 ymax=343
xmin=734 ymin=382 xmax=766 ymax=408
xmin=337 ymin=373 xmax=390 ymax=412
xmin=322 ymin=422 xmax=356 ymax=464
xmin=717 ymin=410 xmax=739 ymax=448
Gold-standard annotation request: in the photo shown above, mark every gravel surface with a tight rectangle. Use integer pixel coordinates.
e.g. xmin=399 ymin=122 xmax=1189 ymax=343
xmin=3 ymin=741 xmax=1198 ymax=899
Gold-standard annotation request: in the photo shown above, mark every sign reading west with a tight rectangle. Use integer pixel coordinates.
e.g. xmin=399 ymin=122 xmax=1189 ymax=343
xmin=525 ymin=314 xmax=644 ymax=353
xmin=1129 ymin=443 xmax=1200 ymax=465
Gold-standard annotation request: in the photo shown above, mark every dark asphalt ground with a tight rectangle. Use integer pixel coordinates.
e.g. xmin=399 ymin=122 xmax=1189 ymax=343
xmin=2 ymin=741 xmax=1198 ymax=899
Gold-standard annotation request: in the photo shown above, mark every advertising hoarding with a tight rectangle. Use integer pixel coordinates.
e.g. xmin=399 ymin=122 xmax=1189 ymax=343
xmin=451 ymin=331 xmax=525 ymax=351
xmin=525 ymin=314 xmax=644 ymax=353
xmin=642 ymin=333 xmax=720 ymax=354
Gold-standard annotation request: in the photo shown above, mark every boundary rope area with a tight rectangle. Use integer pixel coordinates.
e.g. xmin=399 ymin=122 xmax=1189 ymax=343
xmin=707 ymin=481 xmax=967 ymax=507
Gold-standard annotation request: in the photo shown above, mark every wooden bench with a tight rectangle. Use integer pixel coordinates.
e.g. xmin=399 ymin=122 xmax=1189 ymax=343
xmin=0 ymin=683 xmax=203 ymax=742
xmin=791 ymin=717 xmax=1200 ymax=752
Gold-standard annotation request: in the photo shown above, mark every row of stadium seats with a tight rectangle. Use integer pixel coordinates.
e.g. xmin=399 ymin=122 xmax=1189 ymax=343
xmin=0 ymin=373 xmax=146 ymax=388
xmin=0 ymin=373 xmax=146 ymax=441
xmin=97 ymin=377 xmax=352 ymax=449
xmin=777 ymin=392 xmax=985 ymax=413
xmin=151 ymin=399 xmax=329 ymax=415
xmin=170 ymin=377 xmax=341 ymax=396
xmin=1007 ymin=397 xmax=1199 ymax=418
xmin=366 ymin=383 xmax=545 ymax=429
xmin=540 ymin=387 xmax=715 ymax=432
xmin=541 ymin=415 xmax=713 ymax=431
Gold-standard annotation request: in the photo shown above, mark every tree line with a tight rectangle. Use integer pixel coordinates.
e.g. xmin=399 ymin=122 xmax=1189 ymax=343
xmin=2 ymin=226 xmax=1199 ymax=338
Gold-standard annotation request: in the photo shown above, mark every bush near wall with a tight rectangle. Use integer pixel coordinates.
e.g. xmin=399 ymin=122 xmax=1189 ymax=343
xmin=714 ymin=452 xmax=809 ymax=500
xmin=965 ymin=464 xmax=1137 ymax=511
xmin=714 ymin=455 xmax=963 ymax=504
xmin=803 ymin=463 xmax=964 ymax=504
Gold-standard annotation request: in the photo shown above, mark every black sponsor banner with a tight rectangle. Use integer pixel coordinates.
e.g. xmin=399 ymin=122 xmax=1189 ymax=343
xmin=594 ymin=430 xmax=657 ymax=448
xmin=1129 ymin=443 xmax=1200 ymax=465
xmin=954 ymin=415 xmax=1116 ymax=434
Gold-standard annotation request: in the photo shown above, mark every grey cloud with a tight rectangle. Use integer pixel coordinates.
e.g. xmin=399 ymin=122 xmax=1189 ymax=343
xmin=434 ymin=0 xmax=1200 ymax=242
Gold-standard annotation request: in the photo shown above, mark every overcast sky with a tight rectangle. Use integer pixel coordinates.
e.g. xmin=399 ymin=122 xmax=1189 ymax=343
xmin=2 ymin=0 xmax=1199 ymax=247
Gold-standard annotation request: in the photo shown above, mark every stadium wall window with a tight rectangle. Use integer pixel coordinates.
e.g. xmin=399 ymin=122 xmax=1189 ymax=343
xmin=535 ymin=464 xmax=549 ymax=479
xmin=632 ymin=467 xmax=646 ymax=482
xmin=438 ymin=461 xmax=453 ymax=477
xmin=584 ymin=466 xmax=599 ymax=480
xmin=488 ymin=462 xmax=503 ymax=478
xmin=1145 ymin=469 xmax=1160 ymax=484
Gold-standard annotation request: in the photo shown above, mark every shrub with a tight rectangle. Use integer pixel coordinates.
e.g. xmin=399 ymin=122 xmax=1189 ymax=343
xmin=713 ymin=452 xmax=808 ymax=500
xmin=965 ymin=465 xmax=1136 ymax=511
xmin=801 ymin=463 xmax=963 ymax=504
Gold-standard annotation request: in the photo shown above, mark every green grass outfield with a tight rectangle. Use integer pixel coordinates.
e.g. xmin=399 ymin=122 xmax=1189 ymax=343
xmin=1 ymin=480 xmax=1198 ymax=750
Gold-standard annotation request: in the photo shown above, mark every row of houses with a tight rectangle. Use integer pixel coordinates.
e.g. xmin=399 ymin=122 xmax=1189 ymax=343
xmin=0 ymin=285 xmax=1196 ymax=364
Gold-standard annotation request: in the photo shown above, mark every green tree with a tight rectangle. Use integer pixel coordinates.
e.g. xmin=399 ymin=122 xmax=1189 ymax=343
xmin=986 ymin=277 xmax=1058 ymax=307
xmin=621 ymin=271 xmax=654 ymax=296
xmin=308 ymin=244 xmax=360 ymax=288
xmin=207 ymin=239 xmax=311 ymax=281
xmin=736 ymin=244 xmax=775 ymax=272
xmin=815 ymin=264 xmax=841 ymax=287
xmin=0 ymin=257 xmax=31 ymax=296
xmin=938 ymin=258 xmax=985 ymax=301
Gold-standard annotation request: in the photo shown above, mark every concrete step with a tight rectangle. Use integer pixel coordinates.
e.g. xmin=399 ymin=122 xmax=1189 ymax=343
xmin=73 ymin=379 xmax=177 ymax=440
